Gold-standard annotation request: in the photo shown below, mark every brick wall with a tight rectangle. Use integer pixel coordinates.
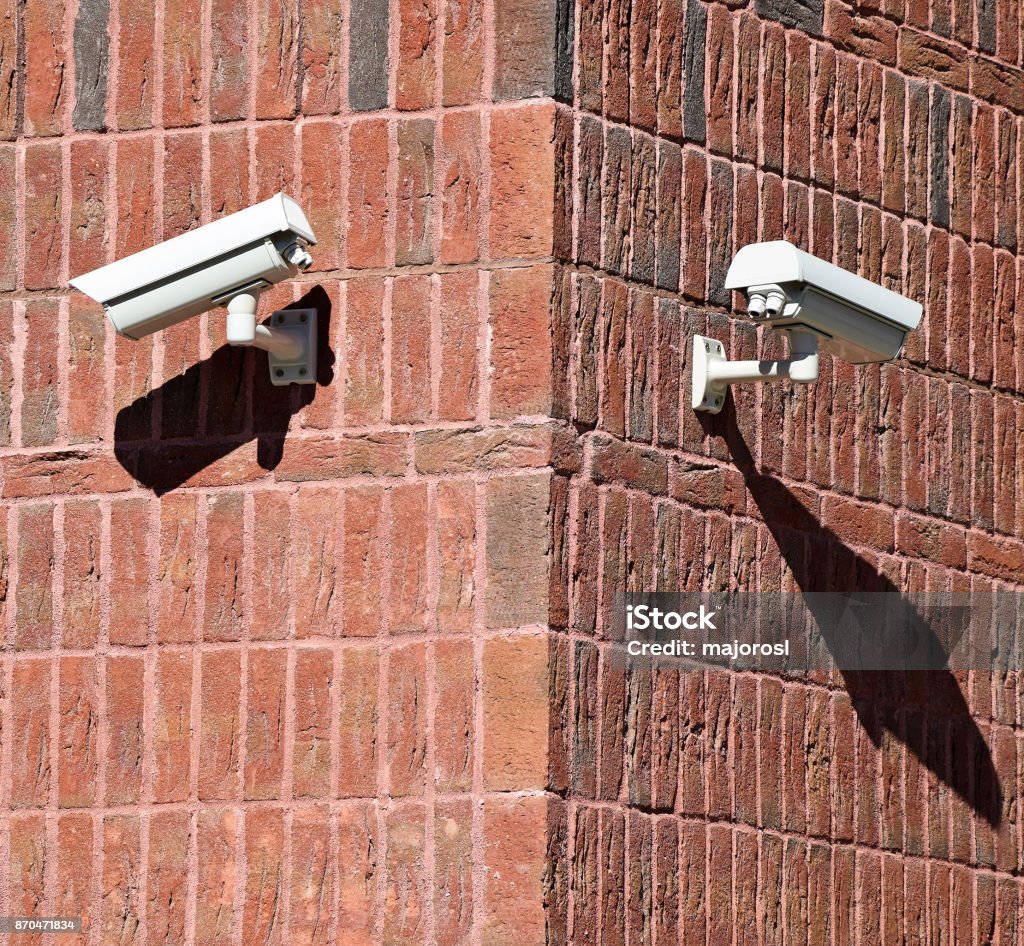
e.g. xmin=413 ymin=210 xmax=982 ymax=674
xmin=0 ymin=1 xmax=574 ymax=943
xmin=548 ymin=0 xmax=1024 ymax=942
xmin=4 ymin=0 xmax=1024 ymax=942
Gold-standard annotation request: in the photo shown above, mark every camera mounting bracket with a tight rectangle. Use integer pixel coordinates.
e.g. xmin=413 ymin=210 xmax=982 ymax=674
xmin=225 ymin=292 xmax=317 ymax=386
xmin=691 ymin=331 xmax=820 ymax=414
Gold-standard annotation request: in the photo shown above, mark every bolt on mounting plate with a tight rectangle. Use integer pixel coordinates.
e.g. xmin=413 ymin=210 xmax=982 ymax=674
xmin=691 ymin=334 xmax=727 ymax=414
xmin=268 ymin=308 xmax=317 ymax=386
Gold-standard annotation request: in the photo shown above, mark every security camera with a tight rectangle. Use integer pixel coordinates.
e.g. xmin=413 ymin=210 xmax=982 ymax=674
xmin=693 ymin=241 xmax=923 ymax=413
xmin=71 ymin=193 xmax=319 ymax=386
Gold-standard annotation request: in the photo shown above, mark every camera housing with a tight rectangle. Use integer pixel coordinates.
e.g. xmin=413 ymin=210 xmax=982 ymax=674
xmin=723 ymin=240 xmax=923 ymax=364
xmin=70 ymin=193 xmax=318 ymax=386
xmin=693 ymin=241 xmax=923 ymax=414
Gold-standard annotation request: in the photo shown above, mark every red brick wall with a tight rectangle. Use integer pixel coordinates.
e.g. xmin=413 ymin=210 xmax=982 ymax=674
xmin=1 ymin=1 xmax=570 ymax=943
xmin=5 ymin=0 xmax=1024 ymax=941
xmin=549 ymin=0 xmax=1024 ymax=942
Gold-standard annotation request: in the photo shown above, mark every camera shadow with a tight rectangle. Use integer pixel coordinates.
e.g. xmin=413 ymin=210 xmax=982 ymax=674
xmin=113 ymin=286 xmax=335 ymax=496
xmin=706 ymin=397 xmax=1003 ymax=827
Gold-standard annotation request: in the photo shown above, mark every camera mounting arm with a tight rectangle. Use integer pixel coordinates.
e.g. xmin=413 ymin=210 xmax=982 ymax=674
xmin=692 ymin=331 xmax=819 ymax=414
xmin=225 ymin=291 xmax=317 ymax=386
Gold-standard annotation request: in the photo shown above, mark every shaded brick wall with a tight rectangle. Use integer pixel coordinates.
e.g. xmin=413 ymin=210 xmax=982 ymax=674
xmin=0 ymin=1 xmax=574 ymax=943
xmin=546 ymin=0 xmax=1024 ymax=942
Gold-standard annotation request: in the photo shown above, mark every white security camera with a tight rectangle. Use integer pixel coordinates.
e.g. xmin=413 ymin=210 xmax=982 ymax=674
xmin=693 ymin=241 xmax=923 ymax=413
xmin=71 ymin=193 xmax=319 ymax=386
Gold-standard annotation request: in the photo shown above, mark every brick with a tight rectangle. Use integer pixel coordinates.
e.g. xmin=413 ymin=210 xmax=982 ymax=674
xmin=382 ymin=802 xmax=426 ymax=945
xmin=436 ymin=271 xmax=479 ymax=419
xmin=386 ymin=643 xmax=427 ymax=798
xmin=293 ymin=648 xmax=332 ymax=797
xmin=238 ymin=495 xmax=286 ymax=639
xmin=349 ymin=0 xmax=388 ymax=110
xmin=20 ymin=300 xmax=57 ymax=449
xmin=396 ymin=118 xmax=435 ymax=265
xmin=24 ymin=0 xmax=65 ymax=135
xmin=147 ymin=810 xmax=190 ymax=945
xmin=758 ymin=0 xmax=823 ymax=32
xmin=57 ymin=656 xmax=98 ymax=808
xmin=68 ymin=139 xmax=109 ymax=279
xmin=387 ymin=484 xmax=430 ymax=634
xmin=293 ymin=487 xmax=341 ymax=634
xmin=489 ymin=104 xmax=555 ymax=257
xmin=100 ymin=817 xmax=143 ymax=943
xmin=434 ymin=639 xmax=475 ymax=790
xmin=105 ymin=655 xmax=144 ymax=805
xmin=833 ymin=55 xmax=859 ymax=198
xmin=630 ymin=136 xmax=657 ymax=284
xmin=0 ymin=151 xmax=14 ymax=286
xmin=337 ymin=646 xmax=379 ymax=795
xmin=151 ymin=652 xmax=193 ymax=806
xmin=602 ymin=0 xmax=630 ymax=121
xmin=9 ymin=813 xmax=46 ymax=936
xmin=116 ymin=0 xmax=155 ymax=128
xmin=969 ymin=532 xmax=1024 ymax=581
xmin=205 ymin=493 xmax=244 ymax=640
xmin=273 ymin=432 xmax=406 ymax=482
xmin=108 ymin=497 xmax=149 ymax=646
xmin=972 ymin=57 xmax=1024 ymax=114
xmin=440 ymin=111 xmax=482 ymax=264
xmin=826 ymin=2 xmax=897 ymax=64
xmin=115 ymin=136 xmax=157 ymax=258
xmin=163 ymin=0 xmax=203 ymax=126
xmin=16 ymin=503 xmax=54 ymax=649
xmin=601 ymin=126 xmax=631 ymax=277
xmin=735 ymin=16 xmax=760 ymax=165
xmin=416 ymin=425 xmax=551 ymax=474
xmin=196 ymin=809 xmax=238 ymax=944
xmin=486 ymin=474 xmax=551 ymax=628
xmin=243 ymin=807 xmax=285 ymax=944
xmin=289 ymin=806 xmax=332 ymax=945
xmin=244 ymin=647 xmax=287 ymax=800
xmin=210 ymin=0 xmax=249 ymax=120
xmin=24 ymin=144 xmax=62 ymax=289
xmin=899 ymin=28 xmax=970 ymax=90
xmin=252 ymin=122 xmax=295 ymax=198
xmin=630 ymin=0 xmax=657 ymax=131
xmin=300 ymin=0 xmax=342 ymax=114
xmin=397 ymin=0 xmax=436 ymax=109
xmin=342 ymin=486 xmax=385 ymax=637
xmin=335 ymin=803 xmax=377 ymax=943
xmin=444 ymin=0 xmax=484 ymax=104
xmin=434 ymin=801 xmax=473 ymax=946
xmin=483 ymin=796 xmax=548 ymax=945
xmin=10 ymin=660 xmax=49 ymax=806
xmin=708 ymin=160 xmax=733 ymax=307
xmin=62 ymin=500 xmax=101 ymax=647
xmin=495 ymin=0 xmax=560 ymax=100
xmin=346 ymin=119 xmax=389 ymax=269
xmin=56 ymin=813 xmax=94 ymax=936
xmin=490 ymin=264 xmax=554 ymax=418
xmin=199 ymin=649 xmax=241 ymax=800
xmin=255 ymin=0 xmax=299 ymax=118
xmin=154 ymin=493 xmax=198 ymax=643
xmin=682 ymin=0 xmax=707 ymax=143
xmin=391 ymin=275 xmax=432 ymax=423
xmin=483 ymin=634 xmax=550 ymax=790
xmin=706 ymin=7 xmax=733 ymax=156
xmin=300 ymin=122 xmax=343 ymax=271
xmin=0 ymin=3 xmax=17 ymax=139
xmin=66 ymin=303 xmax=105 ymax=446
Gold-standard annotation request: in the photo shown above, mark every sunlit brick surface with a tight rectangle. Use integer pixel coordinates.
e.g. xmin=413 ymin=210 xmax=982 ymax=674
xmin=0 ymin=1 xmax=562 ymax=942
xmin=4 ymin=0 xmax=1024 ymax=940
